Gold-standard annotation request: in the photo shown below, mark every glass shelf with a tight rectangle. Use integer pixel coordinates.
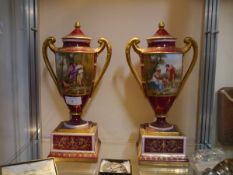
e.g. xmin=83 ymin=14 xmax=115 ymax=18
xmin=43 ymin=139 xmax=197 ymax=175
xmin=3 ymin=139 xmax=232 ymax=175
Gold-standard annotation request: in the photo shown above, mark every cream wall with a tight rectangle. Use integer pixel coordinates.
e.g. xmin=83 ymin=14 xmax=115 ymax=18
xmin=214 ymin=1 xmax=233 ymax=144
xmin=215 ymin=0 xmax=233 ymax=91
xmin=39 ymin=0 xmax=204 ymax=151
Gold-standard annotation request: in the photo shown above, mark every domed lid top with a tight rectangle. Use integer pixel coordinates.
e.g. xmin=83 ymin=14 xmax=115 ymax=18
xmin=147 ymin=21 xmax=175 ymax=41
xmin=62 ymin=22 xmax=92 ymax=46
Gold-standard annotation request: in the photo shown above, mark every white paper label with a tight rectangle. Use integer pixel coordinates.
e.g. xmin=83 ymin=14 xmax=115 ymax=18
xmin=65 ymin=96 xmax=82 ymax=105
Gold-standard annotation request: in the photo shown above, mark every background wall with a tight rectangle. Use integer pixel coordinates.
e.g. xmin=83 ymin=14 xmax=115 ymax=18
xmin=39 ymin=0 xmax=204 ymax=156
xmin=214 ymin=0 xmax=233 ymax=146
xmin=215 ymin=0 xmax=233 ymax=91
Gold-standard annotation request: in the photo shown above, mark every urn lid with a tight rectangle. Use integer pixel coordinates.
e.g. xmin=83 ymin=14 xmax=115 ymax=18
xmin=147 ymin=21 xmax=176 ymax=47
xmin=62 ymin=22 xmax=92 ymax=47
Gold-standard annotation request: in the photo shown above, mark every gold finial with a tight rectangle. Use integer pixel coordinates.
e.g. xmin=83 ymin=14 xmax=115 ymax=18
xmin=75 ymin=21 xmax=81 ymax=28
xmin=159 ymin=21 xmax=165 ymax=28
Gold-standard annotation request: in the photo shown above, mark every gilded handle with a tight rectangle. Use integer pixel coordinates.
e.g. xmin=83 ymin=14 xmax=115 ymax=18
xmin=42 ymin=36 xmax=60 ymax=94
xmin=177 ymin=37 xmax=198 ymax=97
xmin=93 ymin=38 xmax=112 ymax=91
xmin=125 ymin=38 xmax=144 ymax=92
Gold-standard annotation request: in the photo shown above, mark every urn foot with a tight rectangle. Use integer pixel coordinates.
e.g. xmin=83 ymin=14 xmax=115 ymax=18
xmin=149 ymin=117 xmax=174 ymax=131
xmin=64 ymin=115 xmax=89 ymax=129
xmin=64 ymin=120 xmax=89 ymax=129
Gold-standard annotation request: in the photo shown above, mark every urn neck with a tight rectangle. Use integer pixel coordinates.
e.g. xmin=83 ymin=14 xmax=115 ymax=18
xmin=148 ymin=40 xmax=176 ymax=47
xmin=63 ymin=41 xmax=90 ymax=47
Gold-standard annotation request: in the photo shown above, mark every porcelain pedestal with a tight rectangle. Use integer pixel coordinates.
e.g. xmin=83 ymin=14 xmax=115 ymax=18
xmin=49 ymin=122 xmax=100 ymax=162
xmin=137 ymin=123 xmax=188 ymax=167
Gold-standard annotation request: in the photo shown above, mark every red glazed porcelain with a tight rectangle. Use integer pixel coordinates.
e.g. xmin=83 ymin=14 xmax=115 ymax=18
xmin=126 ymin=21 xmax=197 ymax=131
xmin=43 ymin=22 xmax=111 ymax=128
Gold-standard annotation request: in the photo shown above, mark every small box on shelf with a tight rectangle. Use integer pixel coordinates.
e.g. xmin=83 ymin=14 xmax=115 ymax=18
xmin=99 ymin=159 xmax=132 ymax=175
xmin=0 ymin=158 xmax=57 ymax=175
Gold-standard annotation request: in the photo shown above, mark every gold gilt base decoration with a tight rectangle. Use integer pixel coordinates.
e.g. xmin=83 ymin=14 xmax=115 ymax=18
xmin=137 ymin=123 xmax=189 ymax=167
xmin=48 ymin=122 xmax=100 ymax=162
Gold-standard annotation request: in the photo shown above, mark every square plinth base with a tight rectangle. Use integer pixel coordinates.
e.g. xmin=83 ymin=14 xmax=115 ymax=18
xmin=137 ymin=124 xmax=189 ymax=167
xmin=48 ymin=122 xmax=100 ymax=162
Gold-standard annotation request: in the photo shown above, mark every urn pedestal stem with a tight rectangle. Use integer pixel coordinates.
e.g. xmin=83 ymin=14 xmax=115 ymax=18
xmin=149 ymin=116 xmax=174 ymax=131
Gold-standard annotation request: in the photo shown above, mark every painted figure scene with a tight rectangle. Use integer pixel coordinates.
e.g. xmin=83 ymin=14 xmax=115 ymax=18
xmin=144 ymin=53 xmax=182 ymax=95
xmin=56 ymin=53 xmax=94 ymax=95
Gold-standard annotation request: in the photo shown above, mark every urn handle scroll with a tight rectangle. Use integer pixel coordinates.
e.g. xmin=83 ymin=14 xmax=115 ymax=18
xmin=125 ymin=38 xmax=145 ymax=94
xmin=94 ymin=38 xmax=112 ymax=92
xmin=177 ymin=37 xmax=198 ymax=97
xmin=42 ymin=36 xmax=61 ymax=94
